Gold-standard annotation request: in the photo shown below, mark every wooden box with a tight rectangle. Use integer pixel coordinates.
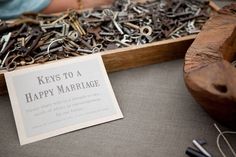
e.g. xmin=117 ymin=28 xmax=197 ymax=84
xmin=0 ymin=1 xmax=220 ymax=95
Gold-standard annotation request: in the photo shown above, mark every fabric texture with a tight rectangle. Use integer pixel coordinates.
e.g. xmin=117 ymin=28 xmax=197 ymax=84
xmin=0 ymin=60 xmax=235 ymax=157
xmin=0 ymin=0 xmax=51 ymax=20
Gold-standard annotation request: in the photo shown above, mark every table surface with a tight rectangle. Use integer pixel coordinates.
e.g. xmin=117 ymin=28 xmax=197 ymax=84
xmin=0 ymin=1 xmax=235 ymax=157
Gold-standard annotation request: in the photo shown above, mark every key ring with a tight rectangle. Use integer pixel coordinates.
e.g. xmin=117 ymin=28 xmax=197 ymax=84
xmin=6 ymin=54 xmax=22 ymax=71
xmin=93 ymin=44 xmax=103 ymax=51
xmin=23 ymin=56 xmax=35 ymax=65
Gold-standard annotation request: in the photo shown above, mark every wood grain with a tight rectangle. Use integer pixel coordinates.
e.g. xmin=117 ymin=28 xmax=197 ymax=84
xmin=184 ymin=3 xmax=236 ymax=129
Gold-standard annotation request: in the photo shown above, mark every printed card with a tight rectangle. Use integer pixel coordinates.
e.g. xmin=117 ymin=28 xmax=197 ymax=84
xmin=5 ymin=54 xmax=123 ymax=145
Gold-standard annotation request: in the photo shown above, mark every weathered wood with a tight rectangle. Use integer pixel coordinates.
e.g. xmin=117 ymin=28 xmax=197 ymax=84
xmin=184 ymin=4 xmax=236 ymax=129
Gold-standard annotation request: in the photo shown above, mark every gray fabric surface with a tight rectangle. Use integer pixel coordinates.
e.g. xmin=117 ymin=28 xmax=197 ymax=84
xmin=0 ymin=60 xmax=235 ymax=157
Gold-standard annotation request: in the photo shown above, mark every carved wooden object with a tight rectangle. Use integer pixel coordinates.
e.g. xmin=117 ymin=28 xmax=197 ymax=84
xmin=184 ymin=4 xmax=236 ymax=129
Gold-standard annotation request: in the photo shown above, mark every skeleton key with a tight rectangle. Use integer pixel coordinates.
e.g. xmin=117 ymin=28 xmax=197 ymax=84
xmin=168 ymin=22 xmax=187 ymax=37
xmin=41 ymin=23 xmax=64 ymax=31
xmin=166 ymin=12 xmax=193 ymax=18
xmin=123 ymin=0 xmax=131 ymax=11
xmin=17 ymin=38 xmax=26 ymax=47
xmin=83 ymin=34 xmax=94 ymax=46
xmin=25 ymin=28 xmax=42 ymax=46
xmin=115 ymin=34 xmax=132 ymax=47
xmin=132 ymin=6 xmax=142 ymax=14
xmin=24 ymin=29 xmax=43 ymax=56
xmin=99 ymin=31 xmax=115 ymax=36
xmin=77 ymin=47 xmax=100 ymax=54
xmin=143 ymin=18 xmax=152 ymax=25
xmin=81 ymin=10 xmax=92 ymax=18
xmin=50 ymin=13 xmax=69 ymax=25
xmin=11 ymin=24 xmax=27 ymax=38
xmin=0 ymin=47 xmax=16 ymax=68
xmin=69 ymin=12 xmax=86 ymax=36
xmin=151 ymin=11 xmax=160 ymax=30
xmin=47 ymin=46 xmax=63 ymax=54
xmin=67 ymin=31 xmax=80 ymax=41
xmin=93 ymin=44 xmax=103 ymax=51
xmin=35 ymin=32 xmax=55 ymax=50
xmin=83 ymin=18 xmax=107 ymax=23
xmin=0 ymin=39 xmax=16 ymax=58
xmin=87 ymin=27 xmax=102 ymax=40
xmin=140 ymin=26 xmax=153 ymax=36
xmin=112 ymin=12 xmax=124 ymax=35
xmin=13 ymin=31 xmax=40 ymax=58
xmin=143 ymin=1 xmax=160 ymax=8
xmin=66 ymin=31 xmax=92 ymax=50
xmin=62 ymin=22 xmax=70 ymax=36
xmin=78 ymin=37 xmax=93 ymax=50
xmin=63 ymin=44 xmax=77 ymax=52
xmin=101 ymin=26 xmax=111 ymax=32
xmin=35 ymin=55 xmax=50 ymax=63
xmin=124 ymin=22 xmax=140 ymax=31
xmin=0 ymin=32 xmax=11 ymax=54
xmin=121 ymin=34 xmax=132 ymax=44
xmin=103 ymin=9 xmax=124 ymax=35
xmin=105 ymin=36 xmax=130 ymax=47
xmin=106 ymin=43 xmax=118 ymax=50
xmin=172 ymin=0 xmax=183 ymax=13
xmin=35 ymin=46 xmax=63 ymax=59
xmin=124 ymin=23 xmax=153 ymax=37
xmin=20 ymin=56 xmax=35 ymax=66
xmin=179 ymin=14 xmax=200 ymax=23
xmin=65 ymin=39 xmax=80 ymax=49
xmin=6 ymin=57 xmax=18 ymax=71
xmin=90 ymin=12 xmax=103 ymax=19
xmin=40 ymin=41 xmax=61 ymax=52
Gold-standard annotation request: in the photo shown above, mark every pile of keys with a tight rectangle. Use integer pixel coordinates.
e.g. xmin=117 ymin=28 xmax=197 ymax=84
xmin=0 ymin=0 xmax=211 ymax=71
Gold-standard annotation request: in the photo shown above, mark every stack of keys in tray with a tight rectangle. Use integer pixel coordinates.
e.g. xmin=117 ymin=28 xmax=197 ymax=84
xmin=0 ymin=0 xmax=211 ymax=71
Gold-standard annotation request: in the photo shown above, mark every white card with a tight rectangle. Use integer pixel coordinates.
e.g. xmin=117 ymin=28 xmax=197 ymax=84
xmin=5 ymin=54 xmax=123 ymax=145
